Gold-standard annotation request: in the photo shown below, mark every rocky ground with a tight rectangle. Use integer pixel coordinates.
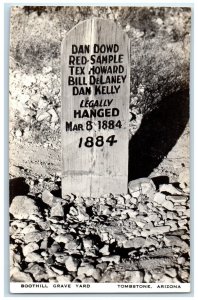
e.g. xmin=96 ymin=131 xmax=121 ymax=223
xmin=9 ymin=6 xmax=191 ymax=284
xmin=10 ymin=177 xmax=190 ymax=283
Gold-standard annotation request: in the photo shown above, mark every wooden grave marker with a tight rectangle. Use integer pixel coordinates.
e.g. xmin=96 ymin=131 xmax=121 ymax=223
xmin=61 ymin=18 xmax=130 ymax=197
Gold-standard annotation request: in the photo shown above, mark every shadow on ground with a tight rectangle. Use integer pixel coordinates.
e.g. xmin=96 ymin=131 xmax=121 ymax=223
xmin=9 ymin=177 xmax=30 ymax=204
xmin=128 ymin=89 xmax=189 ymax=181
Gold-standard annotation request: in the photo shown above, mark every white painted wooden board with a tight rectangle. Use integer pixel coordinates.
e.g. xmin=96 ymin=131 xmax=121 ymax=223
xmin=61 ymin=18 xmax=130 ymax=197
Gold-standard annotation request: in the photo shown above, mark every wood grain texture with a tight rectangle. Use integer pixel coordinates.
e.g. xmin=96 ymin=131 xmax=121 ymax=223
xmin=61 ymin=18 xmax=130 ymax=197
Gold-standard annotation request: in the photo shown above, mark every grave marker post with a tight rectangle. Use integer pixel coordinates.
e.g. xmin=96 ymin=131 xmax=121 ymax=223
xmin=61 ymin=18 xmax=130 ymax=197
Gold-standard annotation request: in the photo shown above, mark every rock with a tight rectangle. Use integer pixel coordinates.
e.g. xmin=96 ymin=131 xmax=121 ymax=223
xmin=177 ymin=256 xmax=186 ymax=265
xmin=159 ymin=184 xmax=182 ymax=195
xmin=54 ymin=253 xmax=68 ymax=264
xmin=48 ymin=108 xmax=59 ymax=123
xmin=123 ymin=237 xmax=146 ymax=249
xmin=154 ymin=192 xmax=166 ymax=205
xmin=115 ymin=196 xmax=125 ymax=206
xmin=24 ymin=231 xmax=46 ymax=244
xmin=85 ymin=198 xmax=95 ymax=207
xmin=10 ymin=250 xmax=21 ymax=268
xmin=50 ymin=224 xmax=67 ymax=234
xmin=165 ymin=268 xmax=177 ymax=278
xmin=130 ymin=190 xmax=140 ymax=198
xmin=100 ymin=232 xmax=109 ymax=242
xmin=149 ymin=248 xmax=174 ymax=258
xmin=9 ymin=196 xmax=40 ymax=219
xmin=183 ymin=209 xmax=190 ymax=217
xmin=165 ymin=220 xmax=178 ymax=231
xmin=45 ymin=266 xmax=59 ymax=278
xmin=25 ymin=253 xmax=44 ymax=263
xmin=138 ymin=203 xmax=148 ymax=214
xmin=77 ymin=208 xmax=89 ymax=222
xmin=167 ymin=228 xmax=187 ymax=236
xmin=139 ymin=258 xmax=172 ymax=270
xmin=23 ymin=242 xmax=39 ymax=256
xmin=25 ymin=264 xmax=49 ymax=281
xmin=151 ymin=270 xmax=165 ymax=281
xmin=11 ymin=220 xmax=28 ymax=229
xmin=155 ymin=218 xmax=164 ymax=225
xmin=66 ymin=240 xmax=81 ymax=251
xmin=11 ymin=268 xmax=33 ymax=282
xmin=96 ymin=262 xmax=108 ymax=272
xmin=124 ymin=270 xmax=144 ymax=283
xmin=162 ymin=200 xmax=174 ymax=211
xmin=145 ymin=237 xmax=159 ymax=248
xmin=164 ymin=236 xmax=189 ymax=250
xmin=178 ymin=219 xmax=188 ymax=227
xmin=42 ymin=190 xmax=55 ymax=207
xmin=36 ymin=111 xmax=51 ymax=122
xmin=174 ymin=205 xmax=187 ymax=212
xmin=54 ymin=234 xmax=74 ymax=244
xmin=15 ymin=129 xmax=22 ymax=138
xmin=50 ymin=203 xmax=64 ymax=217
xmin=126 ymin=209 xmax=138 ymax=218
xmin=179 ymin=169 xmax=189 ymax=190
xmin=100 ymin=255 xmax=120 ymax=264
xmin=40 ymin=238 xmax=48 ymax=249
xmin=65 ymin=256 xmax=79 ymax=272
xmin=106 ymin=198 xmax=117 ymax=206
xmin=29 ymin=214 xmax=43 ymax=222
xmin=166 ymin=195 xmax=188 ymax=203
xmin=46 ymin=256 xmax=55 ymax=265
xmin=69 ymin=206 xmax=78 ymax=215
xmin=159 ymin=274 xmax=176 ymax=283
xmin=100 ymin=270 xmax=123 ymax=282
xmin=144 ymin=271 xmax=152 ymax=283
xmin=78 ymin=264 xmax=101 ymax=281
xmin=49 ymin=242 xmax=61 ymax=254
xmin=142 ymin=226 xmax=171 ymax=237
xmin=74 ymin=197 xmax=84 ymax=206
xmin=43 ymin=66 xmax=52 ymax=74
xmin=51 ymin=266 xmax=64 ymax=275
xmin=99 ymin=205 xmax=112 ymax=215
xmin=82 ymin=276 xmax=96 ymax=283
xmin=136 ymin=220 xmax=146 ymax=228
xmin=145 ymin=213 xmax=160 ymax=223
xmin=56 ymin=275 xmax=73 ymax=282
xmin=178 ymin=269 xmax=189 ymax=281
xmin=128 ymin=178 xmax=155 ymax=197
xmin=99 ymin=245 xmax=110 ymax=256
xmin=21 ymin=224 xmax=37 ymax=234
xmin=166 ymin=211 xmax=179 ymax=220
xmin=10 ymin=250 xmax=15 ymax=268
xmin=38 ymin=99 xmax=48 ymax=109
xmin=83 ymin=248 xmax=97 ymax=257
xmin=83 ymin=237 xmax=93 ymax=249
xmin=41 ymin=251 xmax=48 ymax=257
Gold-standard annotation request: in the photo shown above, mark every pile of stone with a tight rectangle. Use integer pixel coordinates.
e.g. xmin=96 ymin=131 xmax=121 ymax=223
xmin=9 ymin=67 xmax=61 ymax=144
xmin=9 ymin=177 xmax=190 ymax=283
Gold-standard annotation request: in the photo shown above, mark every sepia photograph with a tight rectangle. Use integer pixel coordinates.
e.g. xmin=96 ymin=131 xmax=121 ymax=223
xmin=8 ymin=5 xmax=191 ymax=293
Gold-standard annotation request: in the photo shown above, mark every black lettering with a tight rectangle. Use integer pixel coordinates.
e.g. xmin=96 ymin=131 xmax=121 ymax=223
xmin=72 ymin=86 xmax=91 ymax=95
xmin=65 ymin=121 xmax=72 ymax=131
xmin=112 ymin=108 xmax=119 ymax=116
xmin=72 ymin=45 xmax=77 ymax=54
xmin=72 ymin=44 xmax=90 ymax=54
xmin=69 ymin=55 xmax=75 ymax=65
